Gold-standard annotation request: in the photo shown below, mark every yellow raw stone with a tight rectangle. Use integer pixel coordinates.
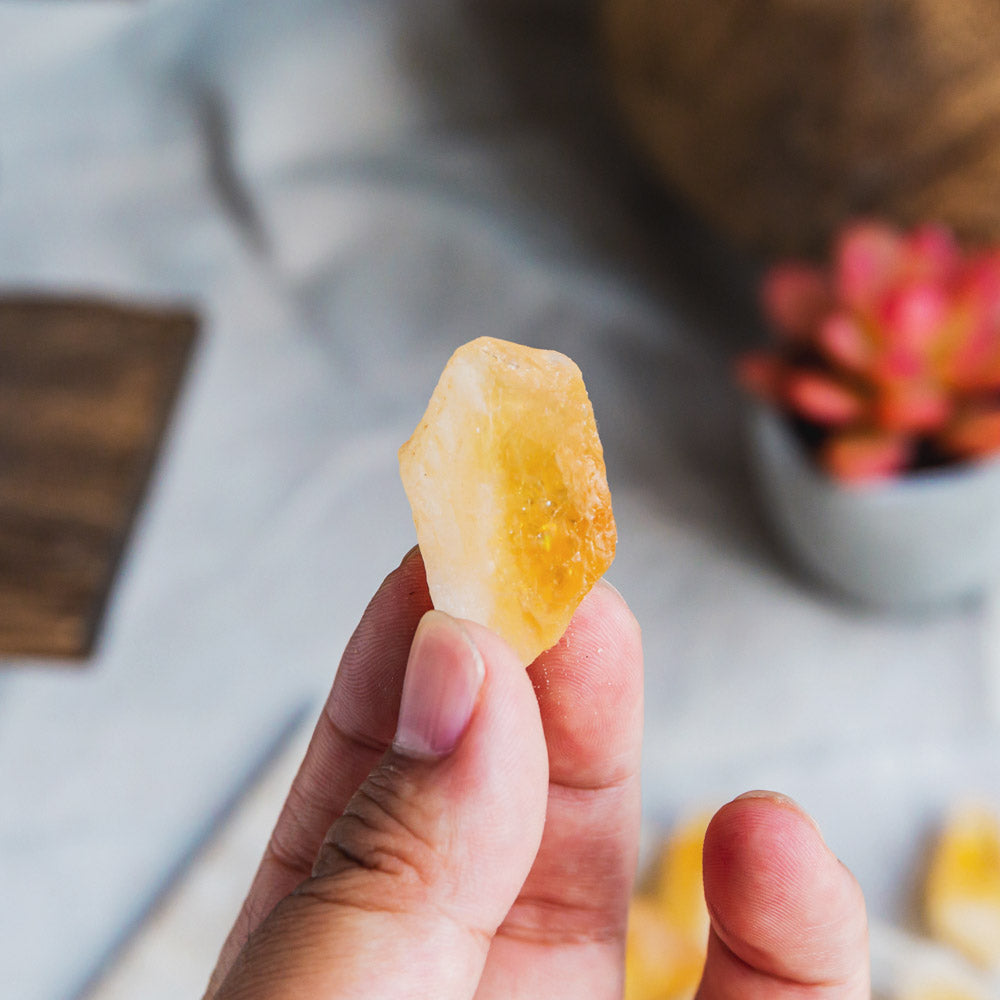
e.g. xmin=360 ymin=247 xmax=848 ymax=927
xmin=399 ymin=337 xmax=616 ymax=665
xmin=653 ymin=813 xmax=712 ymax=946
xmin=925 ymin=804 xmax=1000 ymax=969
xmin=624 ymin=815 xmax=711 ymax=1000
xmin=901 ymin=988 xmax=990 ymax=1000
xmin=624 ymin=898 xmax=704 ymax=1000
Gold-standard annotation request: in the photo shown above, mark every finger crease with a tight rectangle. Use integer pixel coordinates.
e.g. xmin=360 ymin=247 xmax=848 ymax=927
xmin=327 ymin=782 xmax=438 ymax=886
xmin=500 ymin=895 xmax=624 ymax=946
xmin=266 ymin=809 xmax=318 ymax=879
xmin=708 ymin=919 xmax=852 ymax=991
xmin=321 ymin=704 xmax=393 ymax=758
xmin=548 ymin=770 xmax=635 ymax=796
xmin=292 ymin=877 xmax=495 ymax=956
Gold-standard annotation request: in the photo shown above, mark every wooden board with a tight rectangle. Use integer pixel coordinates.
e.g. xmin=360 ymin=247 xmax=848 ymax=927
xmin=0 ymin=298 xmax=197 ymax=660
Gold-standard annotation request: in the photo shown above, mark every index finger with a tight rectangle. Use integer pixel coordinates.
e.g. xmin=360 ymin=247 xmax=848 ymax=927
xmin=206 ymin=547 xmax=431 ymax=994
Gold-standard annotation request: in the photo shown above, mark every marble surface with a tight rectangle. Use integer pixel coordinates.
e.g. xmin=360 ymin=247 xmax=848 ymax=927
xmin=1 ymin=3 xmax=999 ymax=998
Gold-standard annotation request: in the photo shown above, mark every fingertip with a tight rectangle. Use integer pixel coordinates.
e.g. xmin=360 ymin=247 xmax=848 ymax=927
xmin=396 ymin=543 xmax=422 ymax=569
xmin=393 ymin=544 xmax=429 ymax=593
xmin=590 ymin=577 xmax=643 ymax=651
xmin=702 ymin=792 xmax=868 ymax=989
xmin=363 ymin=546 xmax=431 ymax=635
xmin=704 ymin=792 xmax=832 ymax=926
xmin=538 ymin=576 xmax=642 ymax=692
xmin=730 ymin=789 xmax=826 ymax=839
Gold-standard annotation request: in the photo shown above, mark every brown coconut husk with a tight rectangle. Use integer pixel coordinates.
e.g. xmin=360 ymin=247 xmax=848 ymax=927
xmin=601 ymin=0 xmax=1000 ymax=256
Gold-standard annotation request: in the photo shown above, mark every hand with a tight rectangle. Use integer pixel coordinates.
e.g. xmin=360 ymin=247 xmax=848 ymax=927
xmin=205 ymin=548 xmax=869 ymax=999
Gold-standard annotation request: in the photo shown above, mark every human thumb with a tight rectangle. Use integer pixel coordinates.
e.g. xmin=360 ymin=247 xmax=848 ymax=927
xmin=214 ymin=610 xmax=550 ymax=1000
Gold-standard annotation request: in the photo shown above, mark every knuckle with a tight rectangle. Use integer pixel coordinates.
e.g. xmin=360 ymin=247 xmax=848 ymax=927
xmin=313 ymin=756 xmax=445 ymax=891
xmin=266 ymin=784 xmax=323 ymax=878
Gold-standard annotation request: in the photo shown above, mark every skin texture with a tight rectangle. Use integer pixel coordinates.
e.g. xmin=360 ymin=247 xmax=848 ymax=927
xmin=205 ymin=548 xmax=869 ymax=1000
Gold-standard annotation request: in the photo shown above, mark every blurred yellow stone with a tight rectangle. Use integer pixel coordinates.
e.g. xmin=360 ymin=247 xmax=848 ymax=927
xmin=399 ymin=337 xmax=616 ymax=665
xmin=902 ymin=988 xmax=989 ymax=1000
xmin=925 ymin=804 xmax=1000 ymax=969
xmin=625 ymin=898 xmax=703 ymax=1000
xmin=654 ymin=813 xmax=712 ymax=945
xmin=625 ymin=815 xmax=710 ymax=1000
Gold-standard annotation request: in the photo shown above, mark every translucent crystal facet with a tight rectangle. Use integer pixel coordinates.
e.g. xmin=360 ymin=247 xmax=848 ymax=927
xmin=399 ymin=337 xmax=616 ymax=665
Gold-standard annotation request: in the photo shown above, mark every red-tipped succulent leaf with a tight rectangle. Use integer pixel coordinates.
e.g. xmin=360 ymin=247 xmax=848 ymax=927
xmin=822 ymin=431 xmax=911 ymax=484
xmin=785 ymin=371 xmax=864 ymax=426
xmin=835 ymin=221 xmax=905 ymax=314
xmin=760 ymin=262 xmax=830 ymax=339
xmin=739 ymin=220 xmax=1000 ymax=482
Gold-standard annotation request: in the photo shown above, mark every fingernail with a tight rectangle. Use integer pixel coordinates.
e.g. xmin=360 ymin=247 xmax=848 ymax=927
xmin=734 ymin=789 xmax=825 ymax=839
xmin=393 ymin=610 xmax=485 ymax=760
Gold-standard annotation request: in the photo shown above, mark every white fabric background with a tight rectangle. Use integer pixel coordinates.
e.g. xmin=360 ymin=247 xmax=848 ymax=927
xmin=1 ymin=3 xmax=998 ymax=998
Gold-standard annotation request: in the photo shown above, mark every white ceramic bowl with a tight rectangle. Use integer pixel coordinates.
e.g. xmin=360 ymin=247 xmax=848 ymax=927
xmin=748 ymin=403 xmax=1000 ymax=610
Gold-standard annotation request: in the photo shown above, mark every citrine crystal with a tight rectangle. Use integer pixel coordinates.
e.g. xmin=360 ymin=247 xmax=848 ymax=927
xmin=624 ymin=814 xmax=711 ymax=1000
xmin=925 ymin=804 xmax=1000 ymax=969
xmin=399 ymin=337 xmax=616 ymax=665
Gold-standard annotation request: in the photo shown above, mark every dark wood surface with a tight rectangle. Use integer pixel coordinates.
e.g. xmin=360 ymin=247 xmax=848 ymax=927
xmin=604 ymin=0 xmax=1000 ymax=255
xmin=0 ymin=298 xmax=197 ymax=660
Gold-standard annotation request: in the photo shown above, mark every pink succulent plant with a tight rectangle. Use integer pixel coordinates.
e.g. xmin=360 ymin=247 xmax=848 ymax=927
xmin=739 ymin=220 xmax=1000 ymax=483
